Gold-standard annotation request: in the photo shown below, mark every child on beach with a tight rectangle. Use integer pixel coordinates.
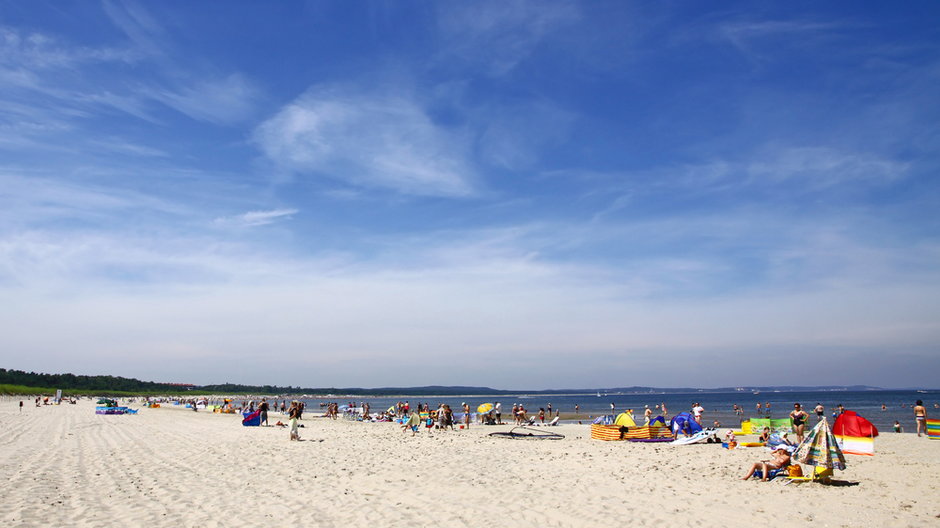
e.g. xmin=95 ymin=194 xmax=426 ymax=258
xmin=758 ymin=427 xmax=771 ymax=445
xmin=894 ymin=421 xmax=902 ymax=433
xmin=402 ymin=411 xmax=422 ymax=436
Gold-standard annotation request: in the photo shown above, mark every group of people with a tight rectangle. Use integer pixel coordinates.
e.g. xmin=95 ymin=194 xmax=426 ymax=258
xmin=400 ymin=404 xmax=467 ymax=435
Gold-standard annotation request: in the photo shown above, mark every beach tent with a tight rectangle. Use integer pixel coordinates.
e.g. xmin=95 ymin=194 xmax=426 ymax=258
xmin=832 ymin=411 xmax=878 ymax=456
xmin=614 ymin=412 xmax=636 ymax=427
xmin=669 ymin=412 xmax=702 ymax=436
xmin=794 ymin=417 xmax=845 ymax=472
xmin=242 ymin=409 xmax=262 ymax=426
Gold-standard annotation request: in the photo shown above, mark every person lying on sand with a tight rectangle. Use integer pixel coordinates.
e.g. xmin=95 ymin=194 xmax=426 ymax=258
xmin=741 ymin=446 xmax=791 ymax=481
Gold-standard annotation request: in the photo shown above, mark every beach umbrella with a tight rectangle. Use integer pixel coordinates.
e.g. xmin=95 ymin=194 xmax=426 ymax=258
xmin=794 ymin=417 xmax=846 ymax=471
xmin=477 ymin=403 xmax=494 ymax=414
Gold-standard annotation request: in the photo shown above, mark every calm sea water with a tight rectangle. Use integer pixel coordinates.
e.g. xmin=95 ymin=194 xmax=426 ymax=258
xmin=297 ymin=389 xmax=938 ymax=433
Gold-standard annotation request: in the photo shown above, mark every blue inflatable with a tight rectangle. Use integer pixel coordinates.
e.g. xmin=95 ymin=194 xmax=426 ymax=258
xmin=242 ymin=409 xmax=262 ymax=426
xmin=669 ymin=411 xmax=702 ymax=436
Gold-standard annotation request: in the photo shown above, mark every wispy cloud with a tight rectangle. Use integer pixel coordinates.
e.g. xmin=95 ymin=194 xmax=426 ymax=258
xmin=435 ymin=0 xmax=579 ymax=76
xmin=717 ymin=19 xmax=842 ymax=58
xmin=143 ymin=73 xmax=259 ymax=125
xmin=254 ymin=86 xmax=476 ymax=197
xmin=214 ymin=208 xmax=299 ymax=228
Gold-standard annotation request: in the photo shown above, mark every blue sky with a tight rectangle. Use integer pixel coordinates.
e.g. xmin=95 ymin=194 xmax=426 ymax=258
xmin=1 ymin=1 xmax=938 ymax=389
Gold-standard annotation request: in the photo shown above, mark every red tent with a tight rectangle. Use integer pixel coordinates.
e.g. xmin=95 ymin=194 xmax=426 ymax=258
xmin=833 ymin=410 xmax=879 ymax=438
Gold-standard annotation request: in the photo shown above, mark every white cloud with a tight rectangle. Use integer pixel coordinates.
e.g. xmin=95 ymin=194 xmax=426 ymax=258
xmin=254 ymin=87 xmax=476 ymax=197
xmin=214 ymin=208 xmax=299 ymax=228
xmin=145 ymin=73 xmax=259 ymax=125
xmin=435 ymin=0 xmax=579 ymax=76
xmin=1 ymin=220 xmax=938 ymax=388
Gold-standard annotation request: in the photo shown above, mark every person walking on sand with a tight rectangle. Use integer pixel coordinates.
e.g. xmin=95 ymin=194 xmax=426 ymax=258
xmin=914 ymin=400 xmax=928 ymax=437
xmin=259 ymin=398 xmax=269 ymax=426
xmin=288 ymin=401 xmax=301 ymax=441
xmin=19 ymin=400 xmax=23 ymax=412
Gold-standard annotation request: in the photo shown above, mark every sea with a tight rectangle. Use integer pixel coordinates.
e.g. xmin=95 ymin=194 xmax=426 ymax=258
xmin=296 ymin=389 xmax=938 ymax=433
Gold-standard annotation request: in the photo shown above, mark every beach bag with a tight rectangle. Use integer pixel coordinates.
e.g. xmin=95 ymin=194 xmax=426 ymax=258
xmin=787 ymin=465 xmax=803 ymax=477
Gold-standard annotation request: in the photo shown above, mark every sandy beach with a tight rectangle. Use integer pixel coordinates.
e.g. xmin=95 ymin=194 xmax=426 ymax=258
xmin=1 ymin=399 xmax=937 ymax=527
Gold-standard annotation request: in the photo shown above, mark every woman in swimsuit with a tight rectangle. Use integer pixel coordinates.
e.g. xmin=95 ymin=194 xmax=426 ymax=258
xmin=741 ymin=446 xmax=791 ymax=481
xmin=914 ymin=400 xmax=928 ymax=437
xmin=790 ymin=403 xmax=808 ymax=442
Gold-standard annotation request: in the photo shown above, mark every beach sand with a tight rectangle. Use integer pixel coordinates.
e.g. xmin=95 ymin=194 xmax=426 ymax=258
xmin=1 ymin=399 xmax=937 ymax=527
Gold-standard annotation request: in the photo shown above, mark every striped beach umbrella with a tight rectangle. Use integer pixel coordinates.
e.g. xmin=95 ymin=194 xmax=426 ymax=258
xmin=794 ymin=417 xmax=846 ymax=471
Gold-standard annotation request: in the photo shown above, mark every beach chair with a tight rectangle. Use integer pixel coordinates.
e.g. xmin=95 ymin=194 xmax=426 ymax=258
xmin=786 ymin=466 xmax=833 ymax=484
xmin=751 ymin=467 xmax=789 ymax=481
xmin=546 ymin=416 xmax=560 ymax=426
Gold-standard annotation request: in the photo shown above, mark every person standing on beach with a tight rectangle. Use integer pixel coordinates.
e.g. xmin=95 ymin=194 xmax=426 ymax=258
xmin=494 ymin=402 xmax=502 ymax=424
xmin=692 ymin=402 xmax=704 ymax=425
xmin=259 ymin=398 xmax=269 ymax=426
xmin=288 ymin=401 xmax=301 ymax=441
xmin=756 ymin=402 xmax=762 ymax=416
xmin=914 ymin=400 xmax=928 ymax=437
xmin=547 ymin=403 xmax=552 ymax=416
xmin=575 ymin=404 xmax=580 ymax=415
xmin=610 ymin=402 xmax=615 ymax=414
xmin=790 ymin=403 xmax=808 ymax=442
xmin=644 ymin=405 xmax=652 ymax=424
xmin=462 ymin=402 xmax=471 ymax=429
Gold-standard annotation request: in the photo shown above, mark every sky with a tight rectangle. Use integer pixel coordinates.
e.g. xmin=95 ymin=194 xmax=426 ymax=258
xmin=1 ymin=1 xmax=939 ymax=390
